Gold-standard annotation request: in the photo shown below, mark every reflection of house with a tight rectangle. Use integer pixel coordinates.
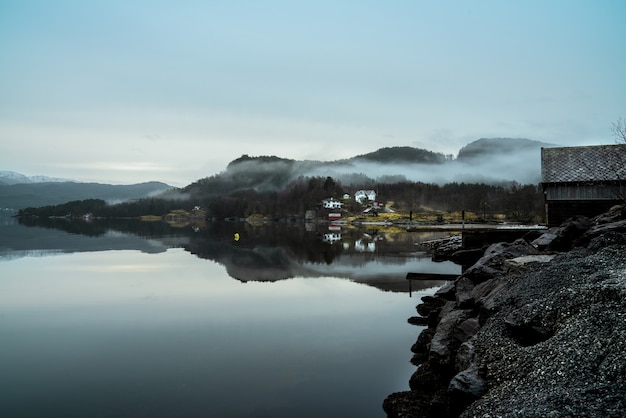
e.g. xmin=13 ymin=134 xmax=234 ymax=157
xmin=541 ymin=145 xmax=626 ymax=226
xmin=323 ymin=232 xmax=342 ymax=243
xmin=328 ymin=212 xmax=341 ymax=221
xmin=322 ymin=198 xmax=343 ymax=209
xmin=355 ymin=190 xmax=376 ymax=204
xmin=355 ymin=239 xmax=376 ymax=252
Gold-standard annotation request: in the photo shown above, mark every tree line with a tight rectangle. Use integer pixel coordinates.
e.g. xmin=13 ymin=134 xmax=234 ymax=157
xmin=17 ymin=177 xmax=545 ymax=222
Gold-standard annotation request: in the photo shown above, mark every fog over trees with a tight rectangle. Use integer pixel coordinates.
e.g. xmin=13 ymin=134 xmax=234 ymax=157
xmin=17 ymin=139 xmax=551 ymax=222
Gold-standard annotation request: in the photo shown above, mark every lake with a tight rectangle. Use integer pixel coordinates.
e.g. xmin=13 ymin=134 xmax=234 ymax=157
xmin=0 ymin=216 xmax=460 ymax=417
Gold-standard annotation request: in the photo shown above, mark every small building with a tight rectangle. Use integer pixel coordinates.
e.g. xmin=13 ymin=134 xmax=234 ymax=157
xmin=361 ymin=201 xmax=385 ymax=216
xmin=541 ymin=144 xmax=626 ymax=225
xmin=355 ymin=189 xmax=376 ymax=204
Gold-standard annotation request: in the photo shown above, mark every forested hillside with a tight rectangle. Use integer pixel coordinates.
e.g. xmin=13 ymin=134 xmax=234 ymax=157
xmin=15 ymin=139 xmax=551 ymax=221
xmin=19 ymin=176 xmax=543 ymax=222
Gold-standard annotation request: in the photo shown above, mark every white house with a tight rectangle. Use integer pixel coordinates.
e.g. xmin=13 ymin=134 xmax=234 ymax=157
xmin=322 ymin=198 xmax=343 ymax=209
xmin=354 ymin=190 xmax=376 ymax=204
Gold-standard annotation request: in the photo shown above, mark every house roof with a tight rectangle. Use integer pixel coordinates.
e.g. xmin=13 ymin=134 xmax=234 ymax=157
xmin=541 ymin=144 xmax=626 ymax=183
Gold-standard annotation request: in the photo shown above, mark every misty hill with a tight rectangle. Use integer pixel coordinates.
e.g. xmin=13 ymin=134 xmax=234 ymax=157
xmin=0 ymin=170 xmax=72 ymax=185
xmin=183 ymin=138 xmax=553 ymax=198
xmin=352 ymin=146 xmax=447 ymax=164
xmin=0 ymin=181 xmax=173 ymax=210
xmin=457 ymin=138 xmax=555 ymax=160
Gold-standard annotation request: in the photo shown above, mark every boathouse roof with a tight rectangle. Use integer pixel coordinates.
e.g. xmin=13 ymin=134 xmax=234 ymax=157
xmin=541 ymin=144 xmax=626 ymax=183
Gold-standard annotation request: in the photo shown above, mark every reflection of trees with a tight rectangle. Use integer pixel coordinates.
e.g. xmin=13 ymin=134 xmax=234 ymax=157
xmin=13 ymin=218 xmax=449 ymax=285
xmin=18 ymin=218 xmax=346 ymax=265
xmin=185 ymin=222 xmax=345 ymax=266
xmin=18 ymin=217 xmax=188 ymax=239
xmin=19 ymin=216 xmax=109 ymax=237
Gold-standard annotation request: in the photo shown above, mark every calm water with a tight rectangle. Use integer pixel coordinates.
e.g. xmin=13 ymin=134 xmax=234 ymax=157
xmin=0 ymin=217 xmax=460 ymax=417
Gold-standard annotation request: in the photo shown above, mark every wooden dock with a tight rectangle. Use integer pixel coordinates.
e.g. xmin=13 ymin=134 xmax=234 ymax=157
xmin=406 ymin=272 xmax=459 ymax=297
xmin=406 ymin=272 xmax=459 ymax=281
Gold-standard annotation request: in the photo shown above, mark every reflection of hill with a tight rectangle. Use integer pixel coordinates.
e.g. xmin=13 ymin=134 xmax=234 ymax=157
xmin=0 ymin=181 xmax=172 ymax=209
xmin=183 ymin=223 xmax=342 ymax=281
xmin=6 ymin=219 xmax=461 ymax=292
xmin=184 ymin=223 xmax=461 ymax=292
xmin=1 ymin=220 xmax=183 ymax=260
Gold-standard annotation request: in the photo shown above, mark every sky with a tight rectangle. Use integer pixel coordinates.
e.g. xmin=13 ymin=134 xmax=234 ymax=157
xmin=1 ymin=1 xmax=625 ymax=187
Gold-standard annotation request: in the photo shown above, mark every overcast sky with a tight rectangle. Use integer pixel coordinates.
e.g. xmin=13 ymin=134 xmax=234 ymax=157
xmin=1 ymin=1 xmax=625 ymax=186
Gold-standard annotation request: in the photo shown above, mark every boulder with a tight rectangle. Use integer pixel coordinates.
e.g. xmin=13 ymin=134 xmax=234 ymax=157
xmin=503 ymin=254 xmax=557 ymax=272
xmin=453 ymin=317 xmax=480 ymax=345
xmin=591 ymin=204 xmax=626 ymax=224
xmin=531 ymin=215 xmax=591 ymax=251
xmin=434 ymin=281 xmax=456 ymax=300
xmin=455 ymin=340 xmax=476 ymax=373
xmin=429 ymin=308 xmax=474 ymax=367
xmin=454 ymin=276 xmax=476 ymax=307
xmin=448 ymin=365 xmax=488 ymax=417
xmin=577 ymin=219 xmax=626 ymax=247
xmin=449 ymin=247 xmax=485 ymax=266
xmin=529 ymin=230 xmax=558 ymax=250
xmin=416 ymin=295 xmax=446 ymax=317
xmin=462 ymin=239 xmax=541 ymax=283
xmin=471 ymin=278 xmax=510 ymax=323
xmin=448 ymin=365 xmax=487 ymax=399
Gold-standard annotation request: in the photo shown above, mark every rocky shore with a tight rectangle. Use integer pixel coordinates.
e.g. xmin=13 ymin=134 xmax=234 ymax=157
xmin=384 ymin=205 xmax=626 ymax=417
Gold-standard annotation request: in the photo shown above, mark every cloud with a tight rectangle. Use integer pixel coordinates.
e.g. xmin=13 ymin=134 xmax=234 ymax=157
xmin=303 ymin=155 xmax=541 ymax=186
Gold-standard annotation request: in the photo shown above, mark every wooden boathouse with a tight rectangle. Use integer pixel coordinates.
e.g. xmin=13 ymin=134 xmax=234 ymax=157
xmin=541 ymin=144 xmax=626 ymax=226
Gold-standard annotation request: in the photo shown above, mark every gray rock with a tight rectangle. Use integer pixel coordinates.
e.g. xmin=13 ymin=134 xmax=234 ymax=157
xmin=429 ymin=308 xmax=473 ymax=367
xmin=434 ymin=280 xmax=456 ymax=300
xmin=530 ymin=230 xmax=559 ymax=250
xmin=454 ymin=276 xmax=475 ymax=307
xmin=384 ymin=213 xmax=626 ymax=418
xmin=453 ymin=318 xmax=480 ymax=345
xmin=462 ymin=236 xmax=626 ymax=417
xmin=578 ymin=219 xmax=626 ymax=247
xmin=503 ymin=254 xmax=557 ymax=272
xmin=448 ymin=365 xmax=487 ymax=399
xmin=462 ymin=239 xmax=541 ymax=283
xmin=455 ymin=340 xmax=476 ymax=373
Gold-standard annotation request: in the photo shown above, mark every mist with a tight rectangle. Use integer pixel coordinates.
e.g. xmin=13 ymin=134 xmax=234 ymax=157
xmin=174 ymin=139 xmax=551 ymax=200
xmin=303 ymin=148 xmax=542 ymax=186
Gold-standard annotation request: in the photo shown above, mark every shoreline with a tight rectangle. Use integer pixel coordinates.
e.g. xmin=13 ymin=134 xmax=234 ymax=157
xmin=385 ymin=206 xmax=626 ymax=417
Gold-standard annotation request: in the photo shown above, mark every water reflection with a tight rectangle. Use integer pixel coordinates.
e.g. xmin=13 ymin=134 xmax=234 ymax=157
xmin=1 ymin=249 xmax=434 ymax=418
xmin=4 ymin=218 xmax=461 ymax=292
xmin=0 ymin=217 xmax=460 ymax=417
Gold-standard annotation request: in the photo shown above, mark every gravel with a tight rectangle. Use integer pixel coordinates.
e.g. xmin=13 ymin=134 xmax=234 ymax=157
xmin=462 ymin=233 xmax=626 ymax=417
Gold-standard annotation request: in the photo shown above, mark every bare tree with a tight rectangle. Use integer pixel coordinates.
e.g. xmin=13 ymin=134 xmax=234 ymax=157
xmin=609 ymin=117 xmax=626 ymax=201
xmin=612 ymin=116 xmax=626 ymax=144
xmin=574 ymin=117 xmax=626 ymax=204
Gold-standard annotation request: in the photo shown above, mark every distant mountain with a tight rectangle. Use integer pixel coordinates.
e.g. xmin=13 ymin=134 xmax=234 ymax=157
xmin=457 ymin=138 xmax=555 ymax=161
xmin=0 ymin=181 xmax=173 ymax=210
xmin=352 ymin=146 xmax=447 ymax=164
xmin=181 ymin=138 xmax=552 ymax=199
xmin=5 ymin=138 xmax=554 ymax=209
xmin=0 ymin=170 xmax=72 ymax=185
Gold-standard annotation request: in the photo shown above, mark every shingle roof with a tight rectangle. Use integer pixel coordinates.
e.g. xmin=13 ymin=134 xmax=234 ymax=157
xmin=541 ymin=145 xmax=626 ymax=183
